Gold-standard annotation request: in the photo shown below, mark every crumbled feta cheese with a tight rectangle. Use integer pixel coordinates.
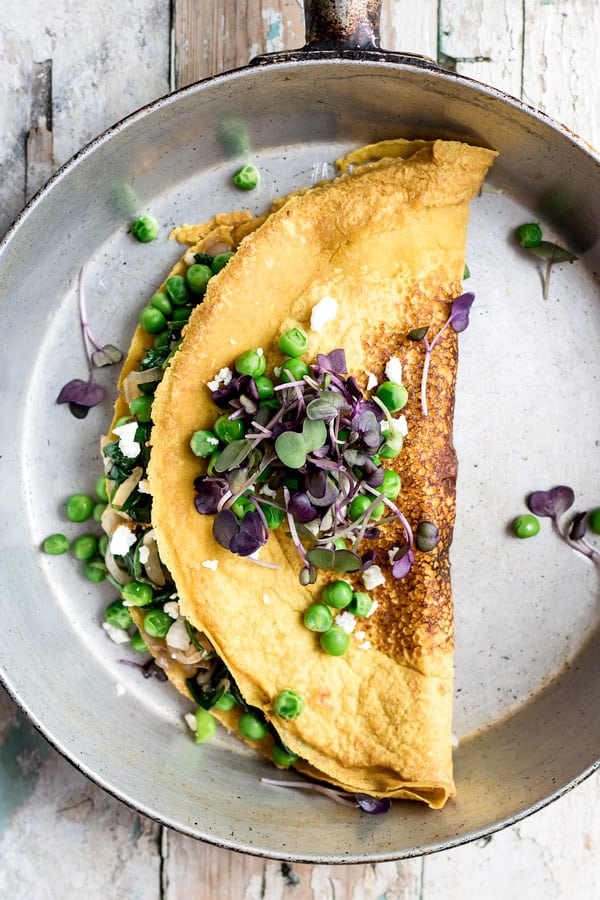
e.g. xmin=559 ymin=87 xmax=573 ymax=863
xmin=109 ymin=524 xmax=136 ymax=557
xmin=366 ymin=600 xmax=379 ymax=618
xmin=263 ymin=593 xmax=271 ymax=604
xmin=273 ymin=366 xmax=281 ymax=377
xmin=310 ymin=295 xmax=338 ymax=332
xmin=102 ymin=622 xmax=131 ymax=644
xmin=183 ymin=250 xmax=197 ymax=266
xmin=202 ymin=559 xmax=219 ymax=570
xmin=230 ymin=339 xmax=237 ymax=344
xmin=387 ymin=546 xmax=400 ymax=566
xmin=207 ymin=366 xmax=233 ymax=392
xmin=355 ymin=630 xmax=366 ymax=641
xmin=362 ymin=564 xmax=386 ymax=590
xmin=163 ymin=601 xmax=180 ymax=619
xmin=137 ymin=479 xmax=151 ymax=494
xmin=138 ymin=545 xmax=150 ymax=565
xmin=358 ymin=640 xmax=372 ymax=650
xmin=206 ymin=435 xmax=219 ymax=446
xmin=365 ymin=371 xmax=378 ymax=391
xmin=334 ymin=611 xmax=356 ymax=634
xmin=257 ymin=347 xmax=264 ymax=357
xmin=395 ymin=415 xmax=409 ymax=438
xmin=184 ymin=713 xmax=197 ymax=733
xmin=258 ymin=484 xmax=277 ymax=498
xmin=113 ymin=682 xmax=127 ymax=696
xmin=113 ymin=421 xmax=141 ymax=459
xmin=385 ymin=355 xmax=403 ymax=384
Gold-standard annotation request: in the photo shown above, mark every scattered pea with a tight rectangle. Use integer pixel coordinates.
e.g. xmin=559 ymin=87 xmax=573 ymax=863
xmin=131 ymin=215 xmax=159 ymax=243
xmin=66 ymin=493 xmax=95 ymax=523
xmin=122 ymin=580 xmax=154 ymax=607
xmin=260 ymin=503 xmax=285 ymax=529
xmin=235 ymin=349 xmax=266 ymax=378
xmin=376 ymin=381 xmax=408 ymax=413
xmin=347 ymin=591 xmax=372 ymax=617
xmin=130 ymin=630 xmax=148 ymax=653
xmin=273 ymin=690 xmax=305 ymax=719
xmin=98 ymin=534 xmax=109 ymax=557
xmin=93 ymin=502 xmax=107 ymax=523
xmin=43 ymin=533 xmax=69 ymax=555
xmin=139 ymin=305 xmax=167 ymax=334
xmin=321 ymin=580 xmax=353 ymax=609
xmin=280 ymin=358 xmax=309 ymax=383
xmin=190 ymin=429 xmax=220 ymax=457
xmin=129 ymin=395 xmax=153 ymax=423
xmin=95 ymin=475 xmax=108 ymax=502
xmin=237 ymin=712 xmax=267 ymax=740
xmin=143 ymin=609 xmax=173 ymax=638
xmin=214 ymin=691 xmax=236 ymax=711
xmin=378 ymin=469 xmax=401 ymax=500
xmin=186 ymin=263 xmax=212 ymax=295
xmin=165 ymin=275 xmax=189 ymax=307
xmin=105 ymin=599 xmax=133 ymax=630
xmin=150 ymin=291 xmax=173 ymax=316
xmin=72 ymin=534 xmax=99 ymax=561
xmin=254 ymin=375 xmax=275 ymax=400
xmin=272 ymin=745 xmax=298 ymax=768
xmin=214 ymin=414 xmax=245 ymax=444
xmin=278 ymin=327 xmax=309 ymax=358
xmin=232 ymin=164 xmax=260 ymax=191
xmin=512 ymin=513 xmax=541 ymax=539
xmin=83 ymin=557 xmax=106 ymax=583
xmin=320 ymin=626 xmax=351 ymax=657
xmin=194 ymin=708 xmax=217 ymax=743
xmin=303 ymin=603 xmax=333 ymax=632
xmin=211 ymin=252 xmax=235 ymax=274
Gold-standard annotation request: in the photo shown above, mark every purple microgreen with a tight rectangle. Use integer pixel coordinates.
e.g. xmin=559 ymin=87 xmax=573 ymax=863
xmin=410 ymin=292 xmax=475 ymax=416
xmin=119 ymin=658 xmax=168 ymax=681
xmin=260 ymin=779 xmax=360 ymax=808
xmin=316 ymin=349 xmax=347 ymax=374
xmin=355 ymin=794 xmax=393 ymax=815
xmin=194 ymin=481 xmax=228 ymax=515
xmin=407 ymin=326 xmax=429 ymax=341
xmin=213 ymin=509 xmax=239 ymax=550
xmin=56 ymin=266 xmax=122 ymax=418
xmin=525 ymin=485 xmax=599 ymax=565
xmin=287 ymin=492 xmax=319 ymax=523
xmin=392 ymin=547 xmax=414 ymax=578
xmin=229 ymin=510 xmax=268 ymax=556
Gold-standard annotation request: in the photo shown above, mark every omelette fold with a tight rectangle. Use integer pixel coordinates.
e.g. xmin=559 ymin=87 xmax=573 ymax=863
xmin=105 ymin=139 xmax=496 ymax=807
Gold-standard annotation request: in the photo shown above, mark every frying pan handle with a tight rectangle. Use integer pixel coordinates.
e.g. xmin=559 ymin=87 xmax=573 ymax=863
xmin=304 ymin=0 xmax=381 ymax=51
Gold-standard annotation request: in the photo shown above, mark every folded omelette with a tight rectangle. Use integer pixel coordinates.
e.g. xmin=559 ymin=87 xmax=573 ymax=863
xmin=104 ymin=139 xmax=496 ymax=808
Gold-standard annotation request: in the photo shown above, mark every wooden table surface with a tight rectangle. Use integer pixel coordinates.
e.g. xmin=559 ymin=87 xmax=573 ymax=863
xmin=1 ymin=1 xmax=600 ymax=897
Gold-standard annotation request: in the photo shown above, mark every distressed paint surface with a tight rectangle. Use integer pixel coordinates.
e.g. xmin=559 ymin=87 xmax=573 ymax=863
xmin=2 ymin=1 xmax=600 ymax=897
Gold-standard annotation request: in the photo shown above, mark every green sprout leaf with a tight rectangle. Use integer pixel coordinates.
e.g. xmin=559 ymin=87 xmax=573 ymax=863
xmin=275 ymin=432 xmax=307 ymax=469
xmin=213 ymin=439 xmax=253 ymax=473
xmin=302 ymin=418 xmax=327 ymax=452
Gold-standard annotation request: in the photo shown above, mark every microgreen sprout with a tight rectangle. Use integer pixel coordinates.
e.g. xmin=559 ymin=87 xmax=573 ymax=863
xmin=522 ymin=485 xmax=600 ymax=565
xmin=260 ymin=778 xmax=391 ymax=814
xmin=193 ymin=346 xmax=416 ymax=582
xmin=57 ymin=267 xmax=123 ymax=418
xmin=515 ymin=223 xmax=577 ymax=299
xmin=408 ymin=292 xmax=475 ymax=417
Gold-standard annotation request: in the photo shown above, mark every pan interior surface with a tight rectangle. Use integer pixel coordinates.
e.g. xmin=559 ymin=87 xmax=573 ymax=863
xmin=1 ymin=59 xmax=599 ymax=862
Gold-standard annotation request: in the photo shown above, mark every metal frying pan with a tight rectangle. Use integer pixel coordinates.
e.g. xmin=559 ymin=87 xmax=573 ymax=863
xmin=1 ymin=0 xmax=599 ymax=863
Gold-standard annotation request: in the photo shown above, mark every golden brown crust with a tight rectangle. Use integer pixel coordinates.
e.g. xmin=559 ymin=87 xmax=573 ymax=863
xmin=138 ymin=140 xmax=496 ymax=805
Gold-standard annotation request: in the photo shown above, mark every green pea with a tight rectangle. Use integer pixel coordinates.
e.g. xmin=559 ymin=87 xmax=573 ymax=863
xmin=516 ymin=222 xmax=543 ymax=248
xmin=165 ymin=275 xmax=189 ymax=306
xmin=66 ymin=493 xmax=95 ymax=523
xmin=378 ymin=437 xmax=403 ymax=459
xmin=321 ymin=580 xmax=353 ymax=610
xmin=112 ymin=415 xmax=132 ymax=432
xmin=278 ymin=327 xmax=309 ymax=358
xmin=378 ymin=470 xmax=401 ymax=500
xmin=230 ymin=495 xmax=255 ymax=517
xmin=589 ymin=507 xmax=600 ymax=535
xmin=131 ymin=215 xmax=159 ymax=243
xmin=211 ymin=252 xmax=235 ymax=274
xmin=122 ymin=580 xmax=154 ymax=607
xmin=272 ymin=744 xmax=298 ymax=768
xmin=303 ymin=603 xmax=333 ymax=632
xmin=260 ymin=503 xmax=285 ymax=529
xmin=214 ymin=414 xmax=245 ymax=443
xmin=332 ymin=538 xmax=346 ymax=550
xmin=235 ymin=349 xmax=266 ymax=378
xmin=150 ymin=291 xmax=172 ymax=316
xmin=95 ymin=475 xmax=108 ymax=502
xmin=83 ymin=557 xmax=106 ymax=583
xmin=320 ymin=626 xmax=351 ymax=656
xmin=190 ymin=429 xmax=220 ymax=457
xmin=171 ymin=307 xmax=191 ymax=324
xmin=129 ymin=395 xmax=153 ymax=423
xmin=347 ymin=591 xmax=372 ymax=617
xmin=93 ymin=502 xmax=107 ymax=523
xmin=232 ymin=164 xmax=260 ymax=191
xmin=254 ymin=375 xmax=275 ymax=400
xmin=43 ymin=533 xmax=69 ymax=555
xmin=206 ymin=452 xmax=221 ymax=476
xmin=98 ymin=534 xmax=109 ymax=556
xmin=512 ymin=514 xmax=541 ymax=539
xmin=194 ymin=708 xmax=217 ymax=743
xmin=347 ymin=495 xmax=371 ymax=522
xmin=139 ymin=305 xmax=167 ymax=334
xmin=214 ymin=691 xmax=236 ymax=711
xmin=105 ymin=599 xmax=133 ymax=630
xmin=186 ymin=263 xmax=212 ymax=295
xmin=237 ymin=712 xmax=267 ymax=740
xmin=376 ymin=381 xmax=408 ymax=413
xmin=130 ymin=630 xmax=148 ymax=653
xmin=72 ymin=534 xmax=99 ymax=561
xmin=154 ymin=330 xmax=170 ymax=350
xmin=280 ymin=358 xmax=309 ymax=383
xmin=273 ymin=689 xmax=305 ymax=719
xmin=143 ymin=610 xmax=173 ymax=639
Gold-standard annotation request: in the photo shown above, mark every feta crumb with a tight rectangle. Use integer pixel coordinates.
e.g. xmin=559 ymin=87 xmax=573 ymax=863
xmin=257 ymin=347 xmax=264 ymax=357
xmin=138 ymin=545 xmax=150 ymax=565
xmin=385 ymin=355 xmax=403 ymax=384
xmin=184 ymin=713 xmax=197 ymax=733
xmin=273 ymin=366 xmax=281 ymax=377
xmin=334 ymin=611 xmax=356 ymax=634
xmin=163 ymin=601 xmax=180 ymax=619
xmin=183 ymin=250 xmax=197 ymax=267
xmin=102 ymin=622 xmax=131 ymax=644
xmin=365 ymin=371 xmax=378 ymax=391
xmin=202 ymin=559 xmax=219 ymax=570
xmin=387 ymin=546 xmax=400 ymax=566
xmin=109 ymin=524 xmax=136 ymax=557
xmin=355 ymin=630 xmax=366 ymax=641
xmin=258 ymin=484 xmax=277 ymax=498
xmin=206 ymin=435 xmax=219 ymax=446
xmin=358 ymin=640 xmax=372 ymax=650
xmin=263 ymin=593 xmax=271 ymax=604
xmin=137 ymin=479 xmax=151 ymax=494
xmin=310 ymin=295 xmax=338 ymax=333
xmin=230 ymin=338 xmax=237 ymax=345
xmin=366 ymin=599 xmax=379 ymax=618
xmin=113 ymin=682 xmax=127 ymax=696
xmin=207 ymin=366 xmax=233 ymax=392
xmin=395 ymin=415 xmax=409 ymax=438
xmin=113 ymin=421 xmax=141 ymax=459
xmin=362 ymin=564 xmax=386 ymax=590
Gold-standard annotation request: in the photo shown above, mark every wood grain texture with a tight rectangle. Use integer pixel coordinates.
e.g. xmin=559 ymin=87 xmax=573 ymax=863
xmin=2 ymin=1 xmax=600 ymax=898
